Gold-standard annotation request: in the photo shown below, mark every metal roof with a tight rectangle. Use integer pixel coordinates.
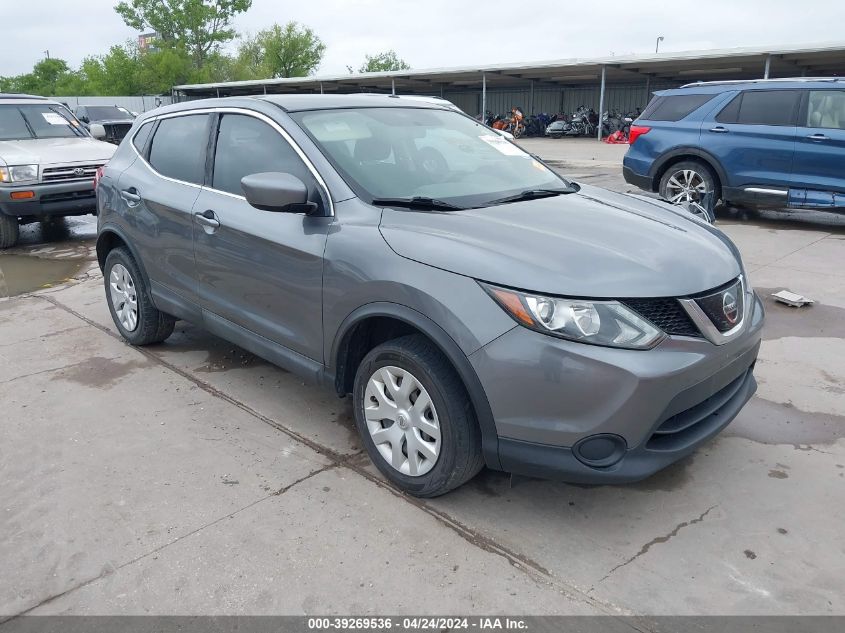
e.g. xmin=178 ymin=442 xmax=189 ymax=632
xmin=174 ymin=41 xmax=845 ymax=96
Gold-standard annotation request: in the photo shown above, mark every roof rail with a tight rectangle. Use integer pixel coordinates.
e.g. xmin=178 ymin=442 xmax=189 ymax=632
xmin=0 ymin=93 xmax=50 ymax=100
xmin=680 ymin=77 xmax=842 ymax=88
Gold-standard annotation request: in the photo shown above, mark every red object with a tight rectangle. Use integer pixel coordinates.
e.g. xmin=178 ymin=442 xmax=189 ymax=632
xmin=94 ymin=165 xmax=106 ymax=190
xmin=627 ymin=125 xmax=651 ymax=146
xmin=604 ymin=131 xmax=629 ymax=144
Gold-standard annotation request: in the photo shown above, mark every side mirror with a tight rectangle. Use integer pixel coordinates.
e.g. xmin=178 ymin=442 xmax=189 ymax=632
xmin=241 ymin=172 xmax=317 ymax=213
xmin=89 ymin=124 xmax=106 ymax=139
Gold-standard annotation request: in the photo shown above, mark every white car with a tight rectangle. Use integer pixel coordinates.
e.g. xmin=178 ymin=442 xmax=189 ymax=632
xmin=0 ymin=94 xmax=116 ymax=248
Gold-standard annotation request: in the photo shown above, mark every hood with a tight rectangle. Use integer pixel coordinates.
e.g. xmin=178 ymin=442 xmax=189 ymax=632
xmin=0 ymin=137 xmax=116 ymax=167
xmin=379 ymin=184 xmax=742 ymax=298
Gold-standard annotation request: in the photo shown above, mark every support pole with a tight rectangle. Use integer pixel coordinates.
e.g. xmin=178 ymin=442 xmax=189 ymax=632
xmin=320 ymin=82 xmax=324 ymax=94
xmin=481 ymin=73 xmax=486 ymax=121
xmin=529 ymin=80 xmax=535 ymax=115
xmin=645 ymin=75 xmax=650 ymax=107
xmin=764 ymin=54 xmax=772 ymax=79
xmin=391 ymin=78 xmax=396 ymax=95
xmin=597 ymin=65 xmax=606 ymax=141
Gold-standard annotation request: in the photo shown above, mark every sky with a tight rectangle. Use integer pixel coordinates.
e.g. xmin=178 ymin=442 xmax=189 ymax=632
xmin=2 ymin=0 xmax=845 ymax=78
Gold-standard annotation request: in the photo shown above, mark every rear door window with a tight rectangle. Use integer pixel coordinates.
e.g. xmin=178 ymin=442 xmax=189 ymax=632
xmin=805 ymin=90 xmax=845 ymax=130
xmin=148 ymin=114 xmax=210 ymax=185
xmin=721 ymin=90 xmax=801 ymax=126
xmin=639 ymin=94 xmax=716 ymax=121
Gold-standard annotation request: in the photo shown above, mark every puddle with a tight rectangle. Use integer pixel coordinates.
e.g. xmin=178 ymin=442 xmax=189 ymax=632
xmin=0 ymin=255 xmax=84 ymax=298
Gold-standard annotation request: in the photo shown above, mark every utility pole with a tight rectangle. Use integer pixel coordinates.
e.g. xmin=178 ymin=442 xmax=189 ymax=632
xmin=655 ymin=37 xmax=664 ymax=54
xmin=44 ymin=50 xmax=50 ymax=59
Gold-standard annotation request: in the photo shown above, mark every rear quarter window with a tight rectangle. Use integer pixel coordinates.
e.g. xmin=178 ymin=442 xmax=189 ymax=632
xmin=716 ymin=90 xmax=801 ymax=126
xmin=639 ymin=94 xmax=716 ymax=121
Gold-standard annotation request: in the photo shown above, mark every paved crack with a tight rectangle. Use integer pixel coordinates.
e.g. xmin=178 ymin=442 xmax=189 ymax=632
xmin=0 ymin=354 xmax=124 ymax=385
xmin=1 ymin=463 xmax=335 ymax=622
xmin=594 ymin=505 xmax=718 ymax=586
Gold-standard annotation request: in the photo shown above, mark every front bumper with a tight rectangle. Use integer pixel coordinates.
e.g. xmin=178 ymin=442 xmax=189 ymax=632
xmin=0 ymin=181 xmax=97 ymax=218
xmin=471 ymin=292 xmax=764 ymax=483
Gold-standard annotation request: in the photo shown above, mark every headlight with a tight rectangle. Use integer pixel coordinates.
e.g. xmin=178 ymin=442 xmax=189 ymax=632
xmin=481 ymin=282 xmax=665 ymax=350
xmin=0 ymin=164 xmax=39 ymax=183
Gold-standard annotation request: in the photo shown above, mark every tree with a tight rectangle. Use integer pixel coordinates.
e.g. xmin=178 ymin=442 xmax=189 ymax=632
xmin=358 ymin=50 xmax=410 ymax=73
xmin=114 ymin=0 xmax=252 ymax=65
xmin=238 ymin=22 xmax=325 ymax=79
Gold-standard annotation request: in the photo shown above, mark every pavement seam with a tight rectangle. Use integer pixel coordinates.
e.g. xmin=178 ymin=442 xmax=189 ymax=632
xmin=338 ymin=461 xmax=637 ymax=620
xmin=0 ymin=463 xmax=336 ymax=622
xmin=592 ymin=505 xmax=718 ymax=588
xmin=37 ymin=293 xmax=641 ymax=623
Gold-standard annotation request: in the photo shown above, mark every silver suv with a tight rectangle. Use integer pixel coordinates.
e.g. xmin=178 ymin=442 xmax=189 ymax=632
xmin=0 ymin=94 xmax=116 ymax=248
xmin=96 ymin=95 xmax=764 ymax=497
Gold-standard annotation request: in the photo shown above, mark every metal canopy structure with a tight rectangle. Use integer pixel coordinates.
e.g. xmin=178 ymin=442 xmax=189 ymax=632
xmin=174 ymin=42 xmax=845 ymax=140
xmin=174 ymin=42 xmax=845 ymax=98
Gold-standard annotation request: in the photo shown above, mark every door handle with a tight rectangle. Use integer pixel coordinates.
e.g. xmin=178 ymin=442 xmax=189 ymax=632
xmin=194 ymin=210 xmax=220 ymax=229
xmin=709 ymin=126 xmax=729 ymax=133
xmin=806 ymin=133 xmax=830 ymax=141
xmin=120 ymin=188 xmax=141 ymax=206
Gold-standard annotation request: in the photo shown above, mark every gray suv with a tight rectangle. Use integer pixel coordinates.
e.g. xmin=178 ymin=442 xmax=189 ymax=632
xmin=97 ymin=95 xmax=764 ymax=497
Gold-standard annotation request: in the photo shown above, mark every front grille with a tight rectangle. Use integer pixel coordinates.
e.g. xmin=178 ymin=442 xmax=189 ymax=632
xmin=41 ymin=164 xmax=103 ymax=183
xmin=647 ymin=367 xmax=752 ymax=451
xmin=693 ymin=278 xmax=744 ymax=332
xmin=620 ymin=297 xmax=702 ymax=337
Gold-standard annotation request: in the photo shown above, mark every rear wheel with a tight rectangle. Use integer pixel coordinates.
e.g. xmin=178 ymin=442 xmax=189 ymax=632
xmin=659 ymin=160 xmax=719 ymax=205
xmin=0 ymin=214 xmax=19 ymax=249
xmin=353 ymin=334 xmax=483 ymax=497
xmin=104 ymin=247 xmax=175 ymax=345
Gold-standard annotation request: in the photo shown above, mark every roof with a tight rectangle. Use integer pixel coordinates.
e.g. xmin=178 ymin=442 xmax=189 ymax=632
xmin=173 ymin=41 xmax=845 ymax=96
xmin=0 ymin=93 xmax=51 ymax=101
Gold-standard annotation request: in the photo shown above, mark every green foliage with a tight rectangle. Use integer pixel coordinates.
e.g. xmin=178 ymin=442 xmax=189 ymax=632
xmin=238 ymin=22 xmax=326 ymax=79
xmin=0 ymin=6 xmax=331 ymax=97
xmin=359 ymin=50 xmax=410 ymax=73
xmin=114 ymin=0 xmax=253 ymax=65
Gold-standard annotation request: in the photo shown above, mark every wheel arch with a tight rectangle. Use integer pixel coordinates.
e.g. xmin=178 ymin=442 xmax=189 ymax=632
xmin=96 ymin=226 xmax=148 ymax=279
xmin=330 ymin=302 xmax=501 ymax=470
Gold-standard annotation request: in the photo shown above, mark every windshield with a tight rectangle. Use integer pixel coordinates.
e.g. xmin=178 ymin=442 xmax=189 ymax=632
xmin=85 ymin=106 xmax=134 ymax=121
xmin=291 ymin=107 xmax=569 ymax=208
xmin=0 ymin=104 xmax=87 ymax=141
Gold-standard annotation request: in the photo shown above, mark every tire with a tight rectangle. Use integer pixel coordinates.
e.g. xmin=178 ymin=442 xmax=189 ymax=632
xmin=0 ymin=214 xmax=19 ymax=249
xmin=659 ymin=160 xmax=720 ymax=206
xmin=352 ymin=334 xmax=483 ymax=498
xmin=103 ymin=247 xmax=175 ymax=345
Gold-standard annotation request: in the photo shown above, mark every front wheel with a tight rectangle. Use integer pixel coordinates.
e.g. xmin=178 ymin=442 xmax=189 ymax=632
xmin=659 ymin=161 xmax=719 ymax=205
xmin=0 ymin=214 xmax=19 ymax=249
xmin=352 ymin=335 xmax=483 ymax=497
xmin=104 ymin=247 xmax=175 ymax=345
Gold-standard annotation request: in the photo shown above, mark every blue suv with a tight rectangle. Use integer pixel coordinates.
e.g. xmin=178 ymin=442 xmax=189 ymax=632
xmin=623 ymin=78 xmax=845 ymax=211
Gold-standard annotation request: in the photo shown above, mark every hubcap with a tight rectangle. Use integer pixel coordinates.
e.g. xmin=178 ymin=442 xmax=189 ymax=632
xmin=665 ymin=169 xmax=708 ymax=204
xmin=364 ymin=366 xmax=441 ymax=477
xmin=109 ymin=263 xmax=138 ymax=332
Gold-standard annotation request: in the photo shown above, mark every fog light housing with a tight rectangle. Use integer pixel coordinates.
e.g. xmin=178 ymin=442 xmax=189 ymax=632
xmin=573 ymin=434 xmax=627 ymax=468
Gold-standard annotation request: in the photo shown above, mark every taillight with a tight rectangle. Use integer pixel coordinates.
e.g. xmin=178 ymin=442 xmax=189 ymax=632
xmin=628 ymin=125 xmax=651 ymax=146
xmin=94 ymin=164 xmax=106 ymax=190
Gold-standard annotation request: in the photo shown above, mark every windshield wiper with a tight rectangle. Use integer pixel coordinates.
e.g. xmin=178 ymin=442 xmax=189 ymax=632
xmin=371 ymin=196 xmax=464 ymax=211
xmin=485 ymin=187 xmax=576 ymax=206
